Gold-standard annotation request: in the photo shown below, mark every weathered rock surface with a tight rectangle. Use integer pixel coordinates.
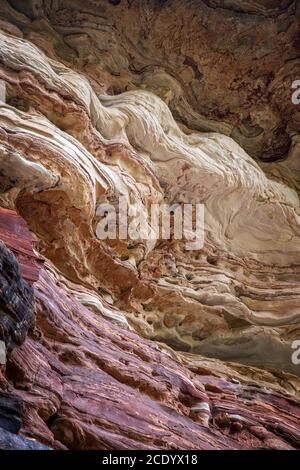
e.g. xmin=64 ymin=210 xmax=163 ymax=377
xmin=0 ymin=20 xmax=299 ymax=370
xmin=0 ymin=427 xmax=50 ymax=450
xmin=3 ymin=0 xmax=299 ymax=161
xmin=0 ymin=235 xmax=35 ymax=350
xmin=0 ymin=0 xmax=299 ymax=450
xmin=0 ymin=210 xmax=298 ymax=450
xmin=0 ymin=390 xmax=21 ymax=434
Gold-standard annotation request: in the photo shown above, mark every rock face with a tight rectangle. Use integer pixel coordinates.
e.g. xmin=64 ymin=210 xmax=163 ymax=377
xmin=0 ymin=389 xmax=50 ymax=449
xmin=0 ymin=229 xmax=35 ymax=350
xmin=4 ymin=0 xmax=299 ymax=161
xmin=0 ymin=210 xmax=299 ymax=450
xmin=0 ymin=0 xmax=299 ymax=450
xmin=0 ymin=391 xmax=22 ymax=434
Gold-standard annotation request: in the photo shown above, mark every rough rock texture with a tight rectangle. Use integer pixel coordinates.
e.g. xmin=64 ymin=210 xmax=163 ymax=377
xmin=0 ymin=210 xmax=50 ymax=449
xmin=0 ymin=233 xmax=35 ymax=350
xmin=0 ymin=427 xmax=50 ymax=450
xmin=0 ymin=211 xmax=299 ymax=450
xmin=3 ymin=0 xmax=300 ymax=161
xmin=0 ymin=390 xmax=22 ymax=434
xmin=0 ymin=0 xmax=299 ymax=450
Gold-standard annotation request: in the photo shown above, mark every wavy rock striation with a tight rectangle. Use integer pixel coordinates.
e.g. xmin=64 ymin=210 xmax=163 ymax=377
xmin=0 ymin=0 xmax=299 ymax=450
xmin=0 ymin=209 xmax=299 ymax=450
xmin=3 ymin=0 xmax=299 ymax=161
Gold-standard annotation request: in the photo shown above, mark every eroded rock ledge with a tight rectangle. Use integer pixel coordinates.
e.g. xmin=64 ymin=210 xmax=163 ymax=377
xmin=0 ymin=0 xmax=299 ymax=450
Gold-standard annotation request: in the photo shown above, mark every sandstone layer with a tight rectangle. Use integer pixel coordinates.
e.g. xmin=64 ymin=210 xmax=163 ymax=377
xmin=0 ymin=0 xmax=299 ymax=450
xmin=0 ymin=209 xmax=299 ymax=450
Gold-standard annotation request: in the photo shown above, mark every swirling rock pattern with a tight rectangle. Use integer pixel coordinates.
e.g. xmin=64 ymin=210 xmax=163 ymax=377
xmin=3 ymin=0 xmax=299 ymax=161
xmin=1 ymin=210 xmax=300 ymax=450
xmin=0 ymin=0 xmax=299 ymax=450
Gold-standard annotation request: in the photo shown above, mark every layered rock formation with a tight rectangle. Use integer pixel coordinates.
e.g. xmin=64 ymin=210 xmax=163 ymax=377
xmin=1 ymin=208 xmax=300 ymax=450
xmin=0 ymin=0 xmax=299 ymax=450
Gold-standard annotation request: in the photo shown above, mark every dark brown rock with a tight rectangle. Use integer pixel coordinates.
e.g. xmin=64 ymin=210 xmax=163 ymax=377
xmin=0 ymin=240 xmax=35 ymax=349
